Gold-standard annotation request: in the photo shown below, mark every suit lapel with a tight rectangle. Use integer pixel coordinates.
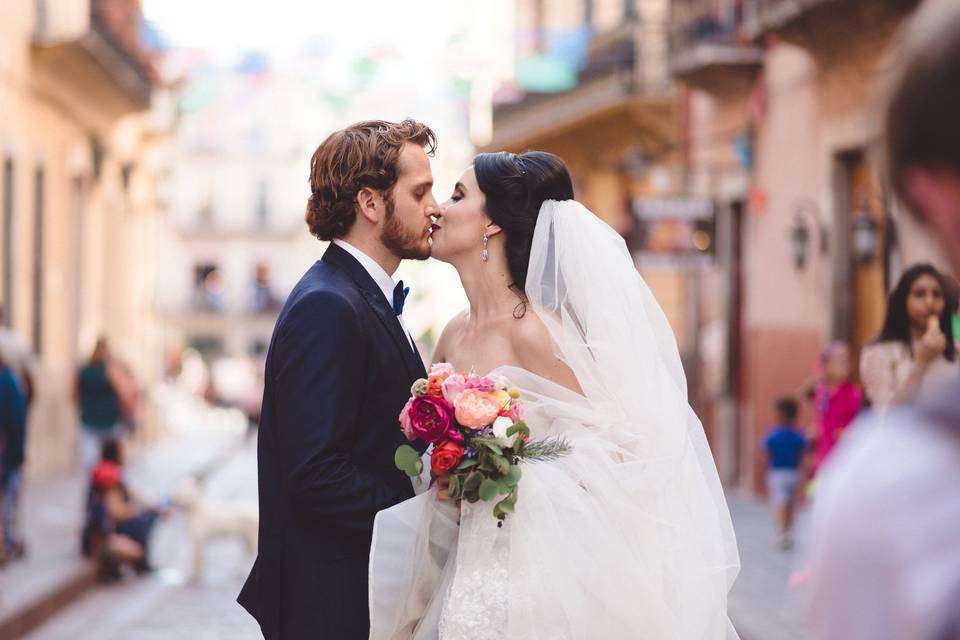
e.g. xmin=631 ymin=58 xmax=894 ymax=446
xmin=322 ymin=244 xmax=426 ymax=381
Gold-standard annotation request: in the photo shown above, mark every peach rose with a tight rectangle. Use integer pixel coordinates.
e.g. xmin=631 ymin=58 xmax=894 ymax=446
xmin=454 ymin=389 xmax=502 ymax=429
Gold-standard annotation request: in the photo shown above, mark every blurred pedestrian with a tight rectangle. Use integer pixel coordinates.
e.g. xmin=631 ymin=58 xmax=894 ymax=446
xmin=111 ymin=359 xmax=142 ymax=435
xmin=0 ymin=354 xmax=28 ymax=562
xmin=806 ymin=1 xmax=960 ymax=637
xmin=810 ymin=341 xmax=862 ymax=475
xmin=84 ymin=441 xmax=163 ymax=578
xmin=74 ymin=338 xmax=123 ymax=471
xmin=761 ymin=397 xmax=808 ymax=550
xmin=0 ymin=304 xmax=35 ymax=406
xmin=945 ymin=275 xmax=960 ymax=349
xmin=859 ymin=263 xmax=958 ymax=413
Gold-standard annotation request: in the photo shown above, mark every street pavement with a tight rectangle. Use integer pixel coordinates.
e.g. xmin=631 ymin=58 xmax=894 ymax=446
xmin=726 ymin=492 xmax=810 ymax=640
xmin=23 ymin=434 xmax=810 ymax=639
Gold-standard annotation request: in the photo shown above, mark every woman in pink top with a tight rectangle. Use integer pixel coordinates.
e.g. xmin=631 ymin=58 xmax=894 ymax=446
xmin=811 ymin=342 xmax=863 ymax=474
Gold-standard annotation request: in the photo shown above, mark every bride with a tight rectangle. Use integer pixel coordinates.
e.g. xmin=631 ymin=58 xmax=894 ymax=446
xmin=369 ymin=151 xmax=740 ymax=639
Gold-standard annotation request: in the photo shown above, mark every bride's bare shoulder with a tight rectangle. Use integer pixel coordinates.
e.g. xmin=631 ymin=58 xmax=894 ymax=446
xmin=509 ymin=310 xmax=582 ymax=393
xmin=433 ymin=309 xmax=469 ymax=363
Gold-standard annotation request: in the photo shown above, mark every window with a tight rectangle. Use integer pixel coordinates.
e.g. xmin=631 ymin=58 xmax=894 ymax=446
xmin=2 ymin=157 xmax=13 ymax=326
xmin=255 ymin=179 xmax=269 ymax=227
xmin=32 ymin=166 xmax=44 ymax=353
xmin=193 ymin=263 xmax=225 ymax=311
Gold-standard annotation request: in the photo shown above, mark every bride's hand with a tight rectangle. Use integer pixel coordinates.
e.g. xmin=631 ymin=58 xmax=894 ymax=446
xmin=434 ymin=475 xmax=451 ymax=501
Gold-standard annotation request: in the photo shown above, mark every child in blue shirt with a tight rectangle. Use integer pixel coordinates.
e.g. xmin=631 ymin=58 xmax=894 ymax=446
xmin=762 ymin=397 xmax=808 ymax=550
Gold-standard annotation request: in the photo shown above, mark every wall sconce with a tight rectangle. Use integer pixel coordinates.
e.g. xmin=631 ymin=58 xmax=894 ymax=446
xmin=790 ymin=215 xmax=810 ymax=270
xmin=853 ymin=209 xmax=879 ymax=265
xmin=790 ymin=199 xmax=828 ymax=271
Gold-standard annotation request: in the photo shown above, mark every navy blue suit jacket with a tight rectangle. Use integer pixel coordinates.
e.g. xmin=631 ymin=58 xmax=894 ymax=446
xmin=238 ymin=243 xmax=427 ymax=639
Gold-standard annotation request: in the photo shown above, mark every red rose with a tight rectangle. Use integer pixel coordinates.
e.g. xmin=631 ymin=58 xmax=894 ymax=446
xmin=430 ymin=440 xmax=465 ymax=475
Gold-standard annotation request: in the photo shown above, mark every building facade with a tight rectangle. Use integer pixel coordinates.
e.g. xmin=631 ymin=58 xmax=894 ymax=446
xmin=155 ymin=54 xmax=331 ymax=395
xmin=0 ymin=0 xmax=163 ymax=479
xmin=671 ymin=0 xmax=951 ymax=491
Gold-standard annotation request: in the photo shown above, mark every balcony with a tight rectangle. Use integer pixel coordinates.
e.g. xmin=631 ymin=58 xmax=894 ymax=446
xmin=489 ymin=23 xmax=673 ymax=151
xmin=670 ymin=12 xmax=763 ymax=95
xmin=31 ymin=0 xmax=154 ymax=122
xmin=741 ymin=0 xmax=921 ymax=48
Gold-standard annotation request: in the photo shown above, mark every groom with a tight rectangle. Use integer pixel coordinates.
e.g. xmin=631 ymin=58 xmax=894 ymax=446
xmin=238 ymin=119 xmax=438 ymax=639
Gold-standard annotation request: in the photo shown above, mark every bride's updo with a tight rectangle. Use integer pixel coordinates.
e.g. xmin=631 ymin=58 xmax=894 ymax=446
xmin=473 ymin=151 xmax=574 ymax=293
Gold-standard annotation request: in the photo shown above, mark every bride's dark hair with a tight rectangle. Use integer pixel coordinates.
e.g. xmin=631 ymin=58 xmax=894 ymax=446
xmin=473 ymin=151 xmax=574 ymax=298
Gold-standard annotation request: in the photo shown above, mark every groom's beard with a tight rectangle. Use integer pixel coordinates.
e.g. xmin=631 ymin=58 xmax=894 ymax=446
xmin=381 ymin=197 xmax=430 ymax=261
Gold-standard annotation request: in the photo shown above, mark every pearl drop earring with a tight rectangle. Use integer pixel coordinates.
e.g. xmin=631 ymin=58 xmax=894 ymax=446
xmin=481 ymin=234 xmax=489 ymax=262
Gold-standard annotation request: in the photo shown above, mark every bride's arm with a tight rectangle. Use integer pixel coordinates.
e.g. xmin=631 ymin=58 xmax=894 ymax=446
xmin=511 ymin=312 xmax=583 ymax=395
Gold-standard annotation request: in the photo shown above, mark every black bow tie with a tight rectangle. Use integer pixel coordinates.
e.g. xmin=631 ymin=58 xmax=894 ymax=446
xmin=393 ymin=281 xmax=410 ymax=316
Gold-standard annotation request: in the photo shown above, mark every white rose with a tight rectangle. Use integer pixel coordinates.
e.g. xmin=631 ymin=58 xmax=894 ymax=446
xmin=492 ymin=416 xmax=518 ymax=447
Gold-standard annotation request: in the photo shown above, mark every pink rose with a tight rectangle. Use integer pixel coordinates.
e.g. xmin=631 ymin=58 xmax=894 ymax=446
xmin=504 ymin=402 xmax=525 ymax=423
xmin=409 ymin=396 xmax=460 ymax=444
xmin=465 ymin=376 xmax=496 ymax=392
xmin=454 ymin=389 xmax=502 ymax=429
xmin=441 ymin=374 xmax=467 ymax=404
xmin=429 ymin=362 xmax=456 ymax=377
xmin=398 ymin=398 xmax=416 ymax=441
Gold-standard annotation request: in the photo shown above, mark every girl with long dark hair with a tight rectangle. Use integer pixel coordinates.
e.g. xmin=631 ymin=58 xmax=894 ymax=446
xmin=860 ymin=263 xmax=959 ymax=411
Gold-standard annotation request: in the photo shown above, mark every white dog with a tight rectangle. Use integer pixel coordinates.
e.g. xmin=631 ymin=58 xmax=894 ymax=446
xmin=174 ymin=477 xmax=258 ymax=582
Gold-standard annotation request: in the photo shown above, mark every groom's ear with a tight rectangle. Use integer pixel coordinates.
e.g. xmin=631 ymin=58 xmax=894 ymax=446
xmin=356 ymin=187 xmax=384 ymax=224
xmin=485 ymin=221 xmax=503 ymax=237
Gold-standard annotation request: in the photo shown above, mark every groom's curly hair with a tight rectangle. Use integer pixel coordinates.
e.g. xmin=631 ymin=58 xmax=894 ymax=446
xmin=306 ymin=119 xmax=437 ymax=241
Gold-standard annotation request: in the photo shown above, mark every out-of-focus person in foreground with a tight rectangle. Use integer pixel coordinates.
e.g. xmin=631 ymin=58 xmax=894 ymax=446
xmin=806 ymin=1 xmax=960 ymax=638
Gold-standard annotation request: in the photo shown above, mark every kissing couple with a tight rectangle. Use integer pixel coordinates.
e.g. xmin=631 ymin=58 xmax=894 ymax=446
xmin=237 ymin=119 xmax=740 ymax=639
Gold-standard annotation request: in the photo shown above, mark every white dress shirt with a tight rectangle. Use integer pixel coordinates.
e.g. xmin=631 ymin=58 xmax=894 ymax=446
xmin=332 ymin=239 xmax=415 ymax=350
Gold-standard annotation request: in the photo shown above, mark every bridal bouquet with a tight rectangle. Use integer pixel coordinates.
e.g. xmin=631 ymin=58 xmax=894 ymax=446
xmin=395 ymin=363 xmax=571 ymax=524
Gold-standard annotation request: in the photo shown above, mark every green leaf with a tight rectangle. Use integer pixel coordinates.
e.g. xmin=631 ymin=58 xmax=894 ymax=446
xmin=496 ymin=496 xmax=515 ymax=513
xmin=493 ymin=455 xmax=511 ymax=475
xmin=455 ymin=458 xmax=479 ymax=471
xmin=463 ymin=471 xmax=483 ymax=493
xmin=448 ymin=474 xmax=461 ymax=498
xmin=506 ymin=421 xmax=530 ymax=438
xmin=479 ymin=479 xmax=500 ymax=502
xmin=394 ymin=445 xmax=422 ymax=477
xmin=483 ymin=441 xmax=503 ymax=455
xmin=478 ymin=453 xmax=497 ymax=472
xmin=501 ymin=465 xmax=522 ymax=488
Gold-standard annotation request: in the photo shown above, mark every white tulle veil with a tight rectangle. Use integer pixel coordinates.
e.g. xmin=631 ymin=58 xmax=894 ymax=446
xmin=369 ymin=200 xmax=739 ymax=639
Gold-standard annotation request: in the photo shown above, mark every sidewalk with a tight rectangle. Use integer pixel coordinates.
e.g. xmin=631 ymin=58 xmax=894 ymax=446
xmin=0 ymin=385 xmax=248 ymax=640
xmin=726 ymin=490 xmax=810 ymax=640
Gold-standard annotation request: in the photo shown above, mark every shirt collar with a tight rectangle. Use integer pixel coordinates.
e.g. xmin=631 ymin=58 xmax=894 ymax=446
xmin=332 ymin=239 xmax=398 ymax=312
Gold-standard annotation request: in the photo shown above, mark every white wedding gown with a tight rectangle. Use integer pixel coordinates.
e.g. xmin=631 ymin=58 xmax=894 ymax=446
xmin=369 ymin=201 xmax=740 ymax=639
